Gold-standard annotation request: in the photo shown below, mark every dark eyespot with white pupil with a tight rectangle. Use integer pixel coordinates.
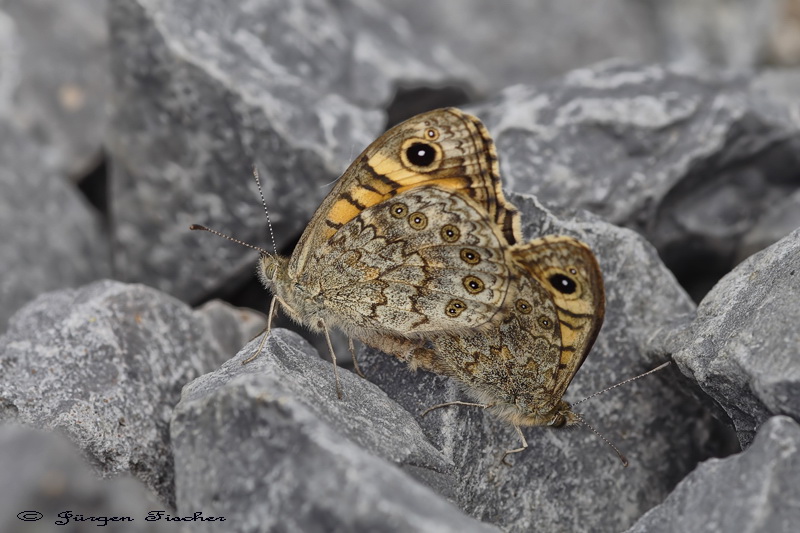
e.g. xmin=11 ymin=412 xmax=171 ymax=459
xmin=390 ymin=203 xmax=408 ymax=218
xmin=406 ymin=142 xmax=436 ymax=167
xmin=408 ymin=212 xmax=428 ymax=230
xmin=445 ymin=299 xmax=466 ymax=317
xmin=441 ymin=224 xmax=460 ymax=242
xmin=460 ymin=248 xmax=481 ymax=265
xmin=549 ymin=273 xmax=577 ymax=294
xmin=463 ymin=276 xmax=485 ymax=294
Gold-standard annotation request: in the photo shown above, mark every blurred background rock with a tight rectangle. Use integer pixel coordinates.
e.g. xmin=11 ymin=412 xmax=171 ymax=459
xmin=1 ymin=2 xmax=799 ymax=531
xmin=2 ymin=0 xmax=799 ymax=331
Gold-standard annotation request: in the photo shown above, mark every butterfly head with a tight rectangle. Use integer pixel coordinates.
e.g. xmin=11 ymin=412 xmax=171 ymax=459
xmin=257 ymin=252 xmax=283 ymax=287
xmin=257 ymin=252 xmax=286 ymax=286
xmin=545 ymin=401 xmax=581 ymax=428
xmin=257 ymin=253 xmax=329 ymax=330
xmin=493 ymin=397 xmax=581 ymax=428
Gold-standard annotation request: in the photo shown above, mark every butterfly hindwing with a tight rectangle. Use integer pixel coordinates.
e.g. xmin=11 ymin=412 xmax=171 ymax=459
xmin=431 ymin=271 xmax=565 ymax=423
xmin=308 ymin=186 xmax=515 ymax=335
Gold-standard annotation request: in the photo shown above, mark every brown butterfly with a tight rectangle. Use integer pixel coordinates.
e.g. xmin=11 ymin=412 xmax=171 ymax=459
xmin=195 ymin=109 xmax=608 ymax=428
xmin=255 ymin=108 xmax=527 ymax=393
xmin=193 ymin=108 xmax=624 ymax=461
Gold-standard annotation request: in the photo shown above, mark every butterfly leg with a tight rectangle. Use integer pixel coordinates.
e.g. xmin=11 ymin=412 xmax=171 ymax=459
xmin=321 ymin=320 xmax=344 ymax=400
xmin=420 ymin=401 xmax=489 ymax=418
xmin=500 ymin=425 xmax=528 ymax=466
xmin=348 ymin=337 xmax=366 ymax=378
xmin=243 ymin=296 xmax=281 ymax=365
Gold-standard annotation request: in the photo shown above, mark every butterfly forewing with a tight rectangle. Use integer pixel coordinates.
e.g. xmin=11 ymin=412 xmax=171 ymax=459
xmin=288 ymin=108 xmax=521 ymax=279
xmin=514 ymin=236 xmax=605 ymax=400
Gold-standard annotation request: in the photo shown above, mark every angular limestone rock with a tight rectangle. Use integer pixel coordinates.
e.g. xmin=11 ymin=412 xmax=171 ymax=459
xmin=473 ymin=62 xmax=800 ymax=298
xmin=0 ymin=281 xmax=240 ymax=506
xmin=0 ymin=0 xmax=109 ymax=178
xmin=391 ymin=1 xmax=784 ymax=92
xmin=673 ymin=228 xmax=800 ymax=447
xmin=0 ymin=424 xmax=170 ymax=533
xmin=626 ymin=416 xmax=800 ymax=533
xmin=106 ymin=0 xmax=474 ymax=302
xmin=0 ymin=118 xmax=109 ymax=331
xmin=172 ymin=329 xmax=500 ymax=532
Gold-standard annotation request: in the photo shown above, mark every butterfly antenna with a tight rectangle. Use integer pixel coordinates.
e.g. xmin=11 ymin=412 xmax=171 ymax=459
xmin=189 ymin=224 xmax=272 ymax=257
xmin=573 ymin=413 xmax=629 ymax=467
xmin=573 ymin=361 xmax=671 ymax=407
xmin=252 ymin=165 xmax=278 ymax=256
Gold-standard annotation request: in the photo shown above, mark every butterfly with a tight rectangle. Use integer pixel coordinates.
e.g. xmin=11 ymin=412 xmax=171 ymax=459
xmin=255 ymin=108 xmax=529 ymax=389
xmin=194 ymin=107 xmax=613 ymax=459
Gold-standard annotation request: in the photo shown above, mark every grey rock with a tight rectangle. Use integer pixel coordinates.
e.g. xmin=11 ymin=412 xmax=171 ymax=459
xmin=0 ymin=118 xmax=109 ymax=332
xmin=389 ymin=1 xmax=782 ymax=92
xmin=171 ymin=329 xmax=500 ymax=533
xmin=106 ymin=0 xmax=475 ymax=302
xmin=390 ymin=0 xmax=660 ymax=91
xmin=194 ymin=299 xmax=266 ymax=361
xmin=0 ymin=280 xmax=226 ymax=507
xmin=736 ymin=188 xmax=800 ymax=263
xmin=752 ymin=67 xmax=800 ymax=109
xmin=330 ymin=0 xmax=475 ymax=109
xmin=472 ymin=62 xmax=800 ymax=299
xmin=673 ymin=228 xmax=800 ymax=447
xmin=0 ymin=0 xmax=109 ymax=179
xmin=0 ymin=9 xmax=16 ymax=111
xmin=653 ymin=0 xmax=780 ymax=70
xmin=626 ymin=416 xmax=800 ymax=533
xmin=359 ymin=191 xmax=712 ymax=532
xmin=0 ymin=424 xmax=171 ymax=533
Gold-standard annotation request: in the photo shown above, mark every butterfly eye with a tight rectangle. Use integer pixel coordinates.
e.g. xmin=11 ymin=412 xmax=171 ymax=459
xmin=425 ymin=128 xmax=439 ymax=141
xmin=538 ymin=316 xmax=552 ymax=328
xmin=405 ymin=142 xmax=437 ymax=167
xmin=549 ymin=273 xmax=577 ymax=294
xmin=549 ymin=413 xmax=567 ymax=428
